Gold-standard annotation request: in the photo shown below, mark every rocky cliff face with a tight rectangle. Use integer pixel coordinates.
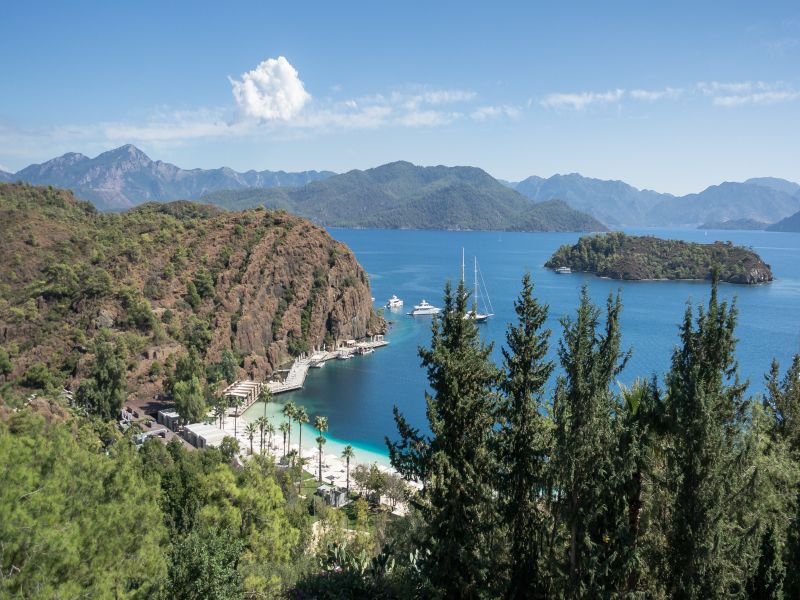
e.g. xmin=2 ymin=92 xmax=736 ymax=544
xmin=0 ymin=183 xmax=381 ymax=403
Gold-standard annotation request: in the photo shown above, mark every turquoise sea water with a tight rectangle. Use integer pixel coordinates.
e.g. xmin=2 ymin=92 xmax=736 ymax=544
xmin=244 ymin=228 xmax=800 ymax=466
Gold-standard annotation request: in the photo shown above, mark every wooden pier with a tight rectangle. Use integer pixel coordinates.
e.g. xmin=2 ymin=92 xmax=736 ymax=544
xmin=265 ymin=335 xmax=389 ymax=395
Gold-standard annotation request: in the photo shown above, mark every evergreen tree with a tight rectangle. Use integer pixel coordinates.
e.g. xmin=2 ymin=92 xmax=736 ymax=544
xmin=0 ymin=346 xmax=11 ymax=381
xmin=496 ymin=273 xmax=555 ymax=599
xmin=745 ymin=525 xmax=785 ymax=600
xmin=388 ymin=280 xmax=499 ymax=598
xmin=167 ymin=528 xmax=243 ymax=600
xmin=220 ymin=347 xmax=239 ymax=385
xmin=75 ymin=333 xmax=127 ymax=420
xmin=550 ymin=287 xmax=630 ymax=597
xmin=174 ymin=375 xmax=206 ymax=426
xmin=664 ymin=277 xmax=754 ymax=598
xmin=763 ymin=355 xmax=800 ymax=598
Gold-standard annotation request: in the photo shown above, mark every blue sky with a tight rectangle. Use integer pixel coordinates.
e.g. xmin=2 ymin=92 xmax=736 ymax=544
xmin=1 ymin=0 xmax=798 ymax=193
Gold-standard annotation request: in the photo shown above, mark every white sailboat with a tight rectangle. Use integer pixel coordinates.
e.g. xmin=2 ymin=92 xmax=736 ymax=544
xmin=461 ymin=248 xmax=494 ymax=323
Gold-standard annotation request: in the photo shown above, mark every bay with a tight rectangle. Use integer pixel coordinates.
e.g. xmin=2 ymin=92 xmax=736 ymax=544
xmin=244 ymin=228 xmax=800 ymax=466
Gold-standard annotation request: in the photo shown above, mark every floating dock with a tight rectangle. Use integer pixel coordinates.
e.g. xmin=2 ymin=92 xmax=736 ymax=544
xmin=265 ymin=335 xmax=388 ymax=395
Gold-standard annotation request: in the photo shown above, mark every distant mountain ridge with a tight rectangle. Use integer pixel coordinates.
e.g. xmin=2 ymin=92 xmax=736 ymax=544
xmin=767 ymin=209 xmax=800 ymax=232
xmin=200 ymin=161 xmax=607 ymax=232
xmin=10 ymin=145 xmax=335 ymax=210
xmin=6 ymin=144 xmax=800 ymax=227
xmin=510 ymin=174 xmax=800 ymax=227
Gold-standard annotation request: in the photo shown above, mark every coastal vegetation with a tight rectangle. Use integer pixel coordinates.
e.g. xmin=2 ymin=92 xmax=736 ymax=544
xmin=546 ymin=232 xmax=773 ymax=284
xmin=2 ymin=262 xmax=799 ymax=597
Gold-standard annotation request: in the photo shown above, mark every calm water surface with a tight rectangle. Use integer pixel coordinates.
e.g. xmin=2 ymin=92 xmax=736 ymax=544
xmin=244 ymin=228 xmax=800 ymax=465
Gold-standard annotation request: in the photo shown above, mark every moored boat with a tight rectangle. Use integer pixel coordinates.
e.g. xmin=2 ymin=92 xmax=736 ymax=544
xmin=408 ymin=299 xmax=440 ymax=315
xmin=386 ymin=294 xmax=404 ymax=308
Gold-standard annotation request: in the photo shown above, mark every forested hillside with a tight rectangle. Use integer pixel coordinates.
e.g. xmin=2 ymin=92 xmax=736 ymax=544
xmin=0 ymin=183 xmax=380 ymax=411
xmin=201 ymin=161 xmax=608 ymax=232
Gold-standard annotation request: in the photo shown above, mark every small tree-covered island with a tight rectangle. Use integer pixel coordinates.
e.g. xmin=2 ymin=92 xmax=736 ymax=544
xmin=545 ymin=232 xmax=774 ymax=284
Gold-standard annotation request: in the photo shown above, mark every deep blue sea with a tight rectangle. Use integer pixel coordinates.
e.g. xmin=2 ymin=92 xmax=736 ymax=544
xmin=245 ymin=228 xmax=800 ymax=465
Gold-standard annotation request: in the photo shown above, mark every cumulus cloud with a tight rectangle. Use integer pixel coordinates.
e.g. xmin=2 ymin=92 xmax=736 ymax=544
xmin=230 ymin=56 xmax=311 ymax=121
xmin=540 ymin=89 xmax=624 ymax=110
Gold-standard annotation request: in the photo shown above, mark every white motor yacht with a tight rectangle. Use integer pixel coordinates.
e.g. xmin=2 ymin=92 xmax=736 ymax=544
xmin=408 ymin=299 xmax=440 ymax=316
xmin=386 ymin=294 xmax=404 ymax=308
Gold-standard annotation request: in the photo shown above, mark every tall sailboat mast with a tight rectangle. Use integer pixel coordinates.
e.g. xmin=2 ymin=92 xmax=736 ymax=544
xmin=461 ymin=247 xmax=465 ymax=287
xmin=474 ymin=256 xmax=479 ymax=309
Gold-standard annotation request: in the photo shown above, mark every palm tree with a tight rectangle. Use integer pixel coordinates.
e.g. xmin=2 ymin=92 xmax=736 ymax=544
xmin=213 ymin=401 xmax=226 ymax=429
xmin=618 ymin=377 xmax=660 ymax=593
xmin=342 ymin=445 xmax=355 ymax=494
xmin=266 ymin=421 xmax=276 ymax=452
xmin=256 ymin=416 xmax=267 ymax=454
xmin=232 ymin=396 xmax=243 ymax=437
xmin=279 ymin=421 xmax=290 ymax=458
xmin=259 ymin=386 xmax=272 ymax=419
xmin=314 ymin=415 xmax=329 ymax=482
xmin=244 ymin=421 xmax=257 ymax=455
xmin=282 ymin=401 xmax=296 ymax=453
xmin=295 ymin=406 xmax=309 ymax=459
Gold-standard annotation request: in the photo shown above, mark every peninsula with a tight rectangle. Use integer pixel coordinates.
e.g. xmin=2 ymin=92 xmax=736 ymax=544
xmin=545 ymin=232 xmax=773 ymax=284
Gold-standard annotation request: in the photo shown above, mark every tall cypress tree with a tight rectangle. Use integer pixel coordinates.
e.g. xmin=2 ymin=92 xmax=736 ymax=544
xmin=387 ymin=280 xmax=499 ymax=599
xmin=763 ymin=355 xmax=800 ymax=598
xmin=496 ymin=273 xmax=555 ymax=599
xmin=550 ymin=287 xmax=629 ymax=598
xmin=664 ymin=277 xmax=753 ymax=598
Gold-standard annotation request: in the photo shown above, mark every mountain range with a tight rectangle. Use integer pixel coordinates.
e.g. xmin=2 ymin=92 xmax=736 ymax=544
xmin=6 ymin=144 xmax=334 ymax=211
xmin=200 ymin=161 xmax=607 ymax=232
xmin=508 ymin=175 xmax=800 ymax=227
xmin=4 ymin=144 xmax=800 ymax=229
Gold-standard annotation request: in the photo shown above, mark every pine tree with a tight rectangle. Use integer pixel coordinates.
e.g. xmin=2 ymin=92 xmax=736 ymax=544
xmin=75 ymin=333 xmax=127 ymax=420
xmin=550 ymin=287 xmax=630 ymax=597
xmin=664 ymin=276 xmax=754 ymax=598
xmin=387 ymin=280 xmax=499 ymax=599
xmin=497 ymin=273 xmax=555 ymax=599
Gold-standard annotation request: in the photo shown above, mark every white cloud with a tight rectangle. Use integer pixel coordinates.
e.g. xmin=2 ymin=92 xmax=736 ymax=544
xmin=630 ymin=87 xmax=683 ymax=101
xmin=229 ymin=56 xmax=311 ymax=121
xmin=695 ymin=81 xmax=800 ymax=107
xmin=471 ymin=105 xmax=521 ymax=121
xmin=696 ymin=81 xmax=767 ymax=96
xmin=713 ymin=90 xmax=800 ymax=107
xmin=0 ymin=59 xmax=515 ymax=157
xmin=540 ymin=89 xmax=624 ymax=110
xmin=397 ymin=110 xmax=461 ymax=127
